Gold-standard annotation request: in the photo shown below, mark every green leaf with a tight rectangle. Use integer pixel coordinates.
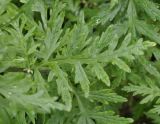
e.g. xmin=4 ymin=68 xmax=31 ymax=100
xmin=20 ymin=0 xmax=29 ymax=3
xmin=32 ymin=0 xmax=47 ymax=29
xmin=0 ymin=73 xmax=64 ymax=113
xmin=138 ymin=57 xmax=160 ymax=78
xmin=40 ymin=12 xmax=64 ymax=60
xmin=120 ymin=33 xmax=132 ymax=48
xmin=112 ymin=58 xmax=131 ymax=73
xmin=47 ymin=71 xmax=55 ymax=82
xmin=123 ymin=84 xmax=160 ymax=104
xmin=75 ymin=62 xmax=90 ymax=97
xmin=89 ymin=89 xmax=127 ymax=103
xmin=135 ymin=20 xmax=160 ymax=44
xmin=77 ymin=116 xmax=95 ymax=124
xmin=92 ymin=63 xmax=110 ymax=86
xmin=51 ymin=63 xmax=72 ymax=111
xmin=89 ymin=111 xmax=133 ymax=124
xmin=150 ymin=105 xmax=160 ymax=115
xmin=135 ymin=0 xmax=160 ymax=21
xmin=0 ymin=108 xmax=11 ymax=124
xmin=127 ymin=0 xmax=137 ymax=37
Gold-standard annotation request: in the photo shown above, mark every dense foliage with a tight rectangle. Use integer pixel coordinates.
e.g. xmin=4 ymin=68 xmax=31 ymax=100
xmin=1 ymin=0 xmax=160 ymax=124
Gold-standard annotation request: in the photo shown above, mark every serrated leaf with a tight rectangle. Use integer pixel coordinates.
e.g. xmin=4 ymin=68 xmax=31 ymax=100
xmin=89 ymin=111 xmax=133 ymax=124
xmin=0 ymin=109 xmax=11 ymax=124
xmin=120 ymin=33 xmax=132 ymax=48
xmin=77 ymin=116 xmax=95 ymax=124
xmin=135 ymin=0 xmax=160 ymax=21
xmin=0 ymin=73 xmax=64 ymax=113
xmin=89 ymin=89 xmax=127 ymax=103
xmin=150 ymin=105 xmax=160 ymax=115
xmin=112 ymin=58 xmax=131 ymax=72
xmin=51 ymin=63 xmax=72 ymax=111
xmin=123 ymin=84 xmax=160 ymax=104
xmin=47 ymin=71 xmax=55 ymax=82
xmin=138 ymin=57 xmax=160 ymax=78
xmin=136 ymin=20 xmax=160 ymax=44
xmin=92 ymin=63 xmax=110 ymax=86
xmin=75 ymin=62 xmax=90 ymax=97
xmin=108 ymin=34 xmax=118 ymax=51
xmin=127 ymin=0 xmax=137 ymax=37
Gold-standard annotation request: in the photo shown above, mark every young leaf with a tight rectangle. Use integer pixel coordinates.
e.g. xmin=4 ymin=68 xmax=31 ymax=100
xmin=75 ymin=62 xmax=90 ymax=97
xmin=92 ymin=63 xmax=110 ymax=86
xmin=89 ymin=89 xmax=127 ymax=103
xmin=51 ymin=63 xmax=72 ymax=111
xmin=112 ymin=58 xmax=131 ymax=73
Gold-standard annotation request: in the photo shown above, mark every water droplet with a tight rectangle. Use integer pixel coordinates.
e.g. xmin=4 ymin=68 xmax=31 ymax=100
xmin=25 ymin=68 xmax=33 ymax=74
xmin=149 ymin=64 xmax=152 ymax=67
xmin=31 ymin=111 xmax=35 ymax=116
xmin=96 ymin=19 xmax=100 ymax=24
xmin=8 ymin=92 xmax=12 ymax=95
xmin=13 ymin=86 xmax=17 ymax=88
xmin=27 ymin=69 xmax=30 ymax=73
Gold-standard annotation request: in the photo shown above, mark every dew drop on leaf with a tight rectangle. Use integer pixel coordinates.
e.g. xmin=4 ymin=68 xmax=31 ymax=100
xmin=13 ymin=86 xmax=17 ymax=88
xmin=96 ymin=19 xmax=100 ymax=24
xmin=8 ymin=92 xmax=12 ymax=96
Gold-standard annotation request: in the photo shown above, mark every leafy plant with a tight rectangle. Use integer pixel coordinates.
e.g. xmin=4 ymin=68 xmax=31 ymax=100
xmin=1 ymin=0 xmax=160 ymax=124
